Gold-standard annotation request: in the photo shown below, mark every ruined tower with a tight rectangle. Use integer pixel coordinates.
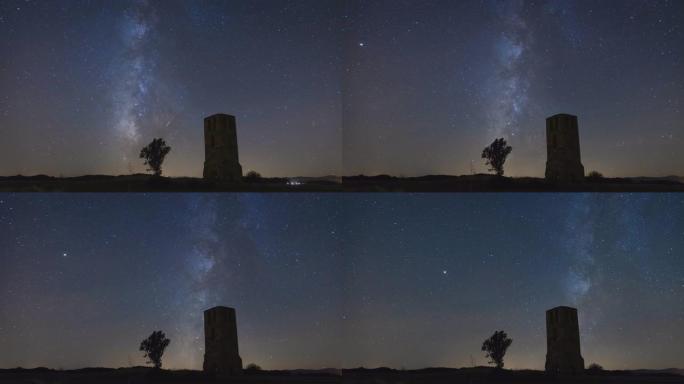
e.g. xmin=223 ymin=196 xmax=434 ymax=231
xmin=545 ymin=306 xmax=584 ymax=374
xmin=545 ymin=113 xmax=584 ymax=182
xmin=203 ymin=114 xmax=243 ymax=181
xmin=203 ymin=306 xmax=243 ymax=376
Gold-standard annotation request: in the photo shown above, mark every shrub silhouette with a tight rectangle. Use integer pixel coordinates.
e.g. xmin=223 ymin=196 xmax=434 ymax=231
xmin=587 ymin=363 xmax=604 ymax=372
xmin=481 ymin=138 xmax=512 ymax=176
xmin=587 ymin=170 xmax=604 ymax=180
xmin=481 ymin=330 xmax=512 ymax=369
xmin=245 ymin=363 xmax=262 ymax=372
xmin=245 ymin=170 xmax=262 ymax=180
xmin=139 ymin=330 xmax=170 ymax=369
xmin=139 ymin=138 xmax=171 ymax=176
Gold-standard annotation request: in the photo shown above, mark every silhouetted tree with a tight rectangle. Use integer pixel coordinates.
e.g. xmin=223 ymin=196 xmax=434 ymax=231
xmin=587 ymin=363 xmax=604 ymax=372
xmin=139 ymin=138 xmax=171 ymax=176
xmin=139 ymin=330 xmax=170 ymax=369
xmin=481 ymin=138 xmax=512 ymax=176
xmin=587 ymin=170 xmax=603 ymax=180
xmin=481 ymin=330 xmax=512 ymax=369
xmin=245 ymin=170 xmax=262 ymax=180
xmin=245 ymin=363 xmax=262 ymax=372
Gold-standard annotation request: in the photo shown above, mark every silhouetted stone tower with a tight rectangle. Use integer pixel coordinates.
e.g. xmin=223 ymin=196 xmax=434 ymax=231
xmin=203 ymin=114 xmax=242 ymax=181
xmin=203 ymin=306 xmax=243 ymax=376
xmin=545 ymin=306 xmax=584 ymax=374
xmin=545 ymin=113 xmax=584 ymax=182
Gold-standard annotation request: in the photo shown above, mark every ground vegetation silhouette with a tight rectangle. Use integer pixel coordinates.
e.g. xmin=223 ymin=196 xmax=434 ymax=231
xmin=245 ymin=363 xmax=262 ymax=372
xmin=587 ymin=171 xmax=604 ymax=180
xmin=245 ymin=170 xmax=262 ymax=180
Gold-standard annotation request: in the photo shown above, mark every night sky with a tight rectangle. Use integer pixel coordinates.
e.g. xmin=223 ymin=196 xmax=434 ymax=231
xmin=343 ymin=0 xmax=684 ymax=177
xmin=1 ymin=194 xmax=683 ymax=370
xmin=2 ymin=0 xmax=683 ymax=178
xmin=0 ymin=0 xmax=342 ymax=177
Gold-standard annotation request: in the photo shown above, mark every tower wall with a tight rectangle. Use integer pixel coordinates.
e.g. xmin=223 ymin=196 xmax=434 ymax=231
xmin=545 ymin=306 xmax=584 ymax=374
xmin=545 ymin=114 xmax=584 ymax=182
xmin=203 ymin=306 xmax=243 ymax=376
xmin=203 ymin=114 xmax=243 ymax=181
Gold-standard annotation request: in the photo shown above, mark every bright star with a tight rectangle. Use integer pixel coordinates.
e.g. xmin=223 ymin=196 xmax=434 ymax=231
xmin=442 ymin=270 xmax=447 ymax=275
xmin=358 ymin=42 xmax=365 ymax=47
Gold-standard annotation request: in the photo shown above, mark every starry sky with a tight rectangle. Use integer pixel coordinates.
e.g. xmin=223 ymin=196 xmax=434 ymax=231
xmin=1 ymin=193 xmax=683 ymax=370
xmin=1 ymin=0 xmax=683 ymax=178
xmin=343 ymin=0 xmax=684 ymax=177
xmin=0 ymin=0 xmax=342 ymax=177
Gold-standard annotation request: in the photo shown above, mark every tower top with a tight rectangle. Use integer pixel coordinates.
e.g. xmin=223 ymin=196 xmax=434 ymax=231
xmin=205 ymin=306 xmax=236 ymax=313
xmin=205 ymin=113 xmax=235 ymax=120
xmin=547 ymin=305 xmax=577 ymax=313
xmin=547 ymin=113 xmax=577 ymax=120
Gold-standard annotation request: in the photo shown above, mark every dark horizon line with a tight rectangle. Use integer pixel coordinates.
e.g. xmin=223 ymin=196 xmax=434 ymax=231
xmin=1 ymin=172 xmax=683 ymax=180
xmin=3 ymin=365 xmax=682 ymax=372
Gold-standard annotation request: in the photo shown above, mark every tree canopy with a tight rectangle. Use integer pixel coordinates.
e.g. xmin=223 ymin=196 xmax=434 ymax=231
xmin=481 ymin=330 xmax=512 ymax=369
xmin=139 ymin=138 xmax=171 ymax=176
xmin=481 ymin=138 xmax=512 ymax=176
xmin=139 ymin=330 xmax=170 ymax=369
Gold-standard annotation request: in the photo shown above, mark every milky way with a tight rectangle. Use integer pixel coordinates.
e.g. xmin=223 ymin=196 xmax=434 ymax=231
xmin=484 ymin=0 xmax=534 ymax=139
xmin=112 ymin=0 xmax=154 ymax=145
xmin=110 ymin=0 xmax=188 ymax=172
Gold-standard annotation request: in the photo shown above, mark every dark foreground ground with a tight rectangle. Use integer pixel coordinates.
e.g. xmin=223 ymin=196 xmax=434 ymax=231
xmin=342 ymin=174 xmax=684 ymax=192
xmin=0 ymin=174 xmax=342 ymax=192
xmin=342 ymin=367 xmax=684 ymax=383
xmin=1 ymin=367 xmax=683 ymax=384
xmin=1 ymin=174 xmax=684 ymax=192
xmin=0 ymin=367 xmax=340 ymax=384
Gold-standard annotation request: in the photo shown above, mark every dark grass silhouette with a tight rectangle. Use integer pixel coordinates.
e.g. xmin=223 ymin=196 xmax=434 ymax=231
xmin=0 ymin=174 xmax=343 ymax=192
xmin=0 ymin=367 xmax=341 ymax=383
xmin=340 ymin=367 xmax=684 ymax=384
xmin=244 ymin=170 xmax=262 ymax=181
xmin=245 ymin=363 xmax=263 ymax=372
xmin=1 ymin=173 xmax=684 ymax=192
xmin=1 ymin=367 xmax=682 ymax=384
xmin=340 ymin=174 xmax=684 ymax=192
